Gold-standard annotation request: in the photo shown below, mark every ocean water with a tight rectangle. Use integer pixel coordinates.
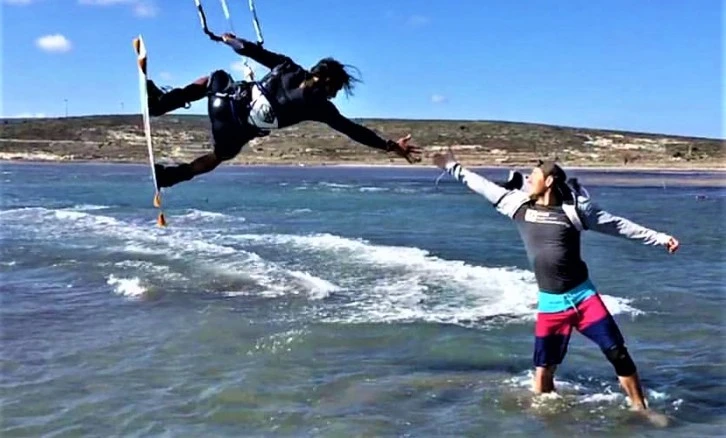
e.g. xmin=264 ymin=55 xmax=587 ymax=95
xmin=1 ymin=162 xmax=724 ymax=437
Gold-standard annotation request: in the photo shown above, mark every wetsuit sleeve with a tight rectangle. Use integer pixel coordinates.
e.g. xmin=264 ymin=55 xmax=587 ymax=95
xmin=224 ymin=37 xmax=290 ymax=69
xmin=444 ymin=161 xmax=529 ymax=218
xmin=578 ymin=200 xmax=672 ymax=246
xmin=314 ymin=103 xmax=396 ymax=152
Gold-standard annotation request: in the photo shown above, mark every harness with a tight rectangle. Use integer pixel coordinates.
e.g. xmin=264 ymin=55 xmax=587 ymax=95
xmin=206 ymin=73 xmax=271 ymax=137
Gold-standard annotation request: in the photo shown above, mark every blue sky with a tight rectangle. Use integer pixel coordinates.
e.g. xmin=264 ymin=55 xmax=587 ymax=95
xmin=1 ymin=0 xmax=722 ymax=138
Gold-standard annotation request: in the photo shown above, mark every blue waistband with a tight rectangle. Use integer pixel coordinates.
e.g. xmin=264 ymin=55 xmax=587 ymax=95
xmin=537 ymin=279 xmax=597 ymax=313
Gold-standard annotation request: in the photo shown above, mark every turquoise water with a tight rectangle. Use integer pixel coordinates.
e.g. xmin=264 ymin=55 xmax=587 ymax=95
xmin=1 ymin=162 xmax=724 ymax=437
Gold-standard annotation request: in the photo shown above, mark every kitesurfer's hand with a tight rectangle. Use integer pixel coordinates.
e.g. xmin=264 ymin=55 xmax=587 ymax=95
xmin=393 ymin=134 xmax=422 ymax=164
xmin=221 ymin=32 xmax=237 ymax=43
xmin=665 ymin=236 xmax=679 ymax=254
xmin=432 ymin=146 xmax=457 ymax=170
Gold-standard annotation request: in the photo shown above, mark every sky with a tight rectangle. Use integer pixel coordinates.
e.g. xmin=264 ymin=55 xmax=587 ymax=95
xmin=1 ymin=0 xmax=723 ymax=138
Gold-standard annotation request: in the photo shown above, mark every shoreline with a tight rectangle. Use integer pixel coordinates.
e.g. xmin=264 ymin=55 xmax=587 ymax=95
xmin=2 ymin=158 xmax=725 ymax=174
xmin=3 ymin=115 xmax=723 ymax=176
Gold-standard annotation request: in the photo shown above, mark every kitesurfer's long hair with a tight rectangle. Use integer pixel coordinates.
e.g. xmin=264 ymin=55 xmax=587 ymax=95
xmin=309 ymin=57 xmax=361 ymax=98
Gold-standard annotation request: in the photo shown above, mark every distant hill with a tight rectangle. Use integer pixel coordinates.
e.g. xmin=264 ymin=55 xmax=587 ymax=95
xmin=1 ymin=114 xmax=723 ymax=168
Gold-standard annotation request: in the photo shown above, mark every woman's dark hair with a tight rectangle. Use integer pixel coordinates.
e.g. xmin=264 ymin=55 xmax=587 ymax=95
xmin=310 ymin=57 xmax=361 ymax=98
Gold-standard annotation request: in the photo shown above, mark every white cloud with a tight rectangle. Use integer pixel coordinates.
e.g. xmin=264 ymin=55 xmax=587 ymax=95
xmin=132 ymin=1 xmax=157 ymax=17
xmin=406 ymin=15 xmax=430 ymax=27
xmin=230 ymin=60 xmax=247 ymax=73
xmin=12 ymin=112 xmax=47 ymax=118
xmin=78 ymin=0 xmax=132 ymax=5
xmin=431 ymin=94 xmax=448 ymax=104
xmin=158 ymin=71 xmax=173 ymax=81
xmin=78 ymin=0 xmax=157 ymax=18
xmin=230 ymin=60 xmax=266 ymax=80
xmin=3 ymin=0 xmax=35 ymax=5
xmin=385 ymin=11 xmax=430 ymax=27
xmin=36 ymin=34 xmax=72 ymax=53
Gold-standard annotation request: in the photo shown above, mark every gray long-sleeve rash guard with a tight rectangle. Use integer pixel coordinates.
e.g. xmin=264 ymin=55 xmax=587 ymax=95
xmin=444 ymin=161 xmax=672 ymax=293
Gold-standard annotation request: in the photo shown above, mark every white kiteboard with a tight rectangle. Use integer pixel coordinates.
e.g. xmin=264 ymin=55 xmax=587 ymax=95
xmin=132 ymin=35 xmax=167 ymax=227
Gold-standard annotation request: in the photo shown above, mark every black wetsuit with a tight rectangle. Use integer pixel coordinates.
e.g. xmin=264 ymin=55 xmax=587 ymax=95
xmin=207 ymin=38 xmax=397 ymax=160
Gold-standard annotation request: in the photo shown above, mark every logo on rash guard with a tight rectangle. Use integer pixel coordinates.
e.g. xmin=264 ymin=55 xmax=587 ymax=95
xmin=247 ymin=84 xmax=279 ymax=129
xmin=524 ymin=208 xmax=570 ymax=226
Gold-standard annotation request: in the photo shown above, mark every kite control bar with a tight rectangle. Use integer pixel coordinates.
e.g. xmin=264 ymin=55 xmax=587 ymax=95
xmin=194 ymin=0 xmax=223 ymax=42
xmin=193 ymin=0 xmax=264 ymax=45
xmin=193 ymin=0 xmax=265 ymax=80
xmin=248 ymin=0 xmax=264 ymax=46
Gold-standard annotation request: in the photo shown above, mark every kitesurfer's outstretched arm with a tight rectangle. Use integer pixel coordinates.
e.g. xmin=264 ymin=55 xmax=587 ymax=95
xmin=578 ymin=201 xmax=680 ymax=252
xmin=315 ymin=102 xmax=421 ymax=163
xmin=433 ymin=147 xmax=529 ymax=218
xmin=221 ymin=33 xmax=289 ymax=69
